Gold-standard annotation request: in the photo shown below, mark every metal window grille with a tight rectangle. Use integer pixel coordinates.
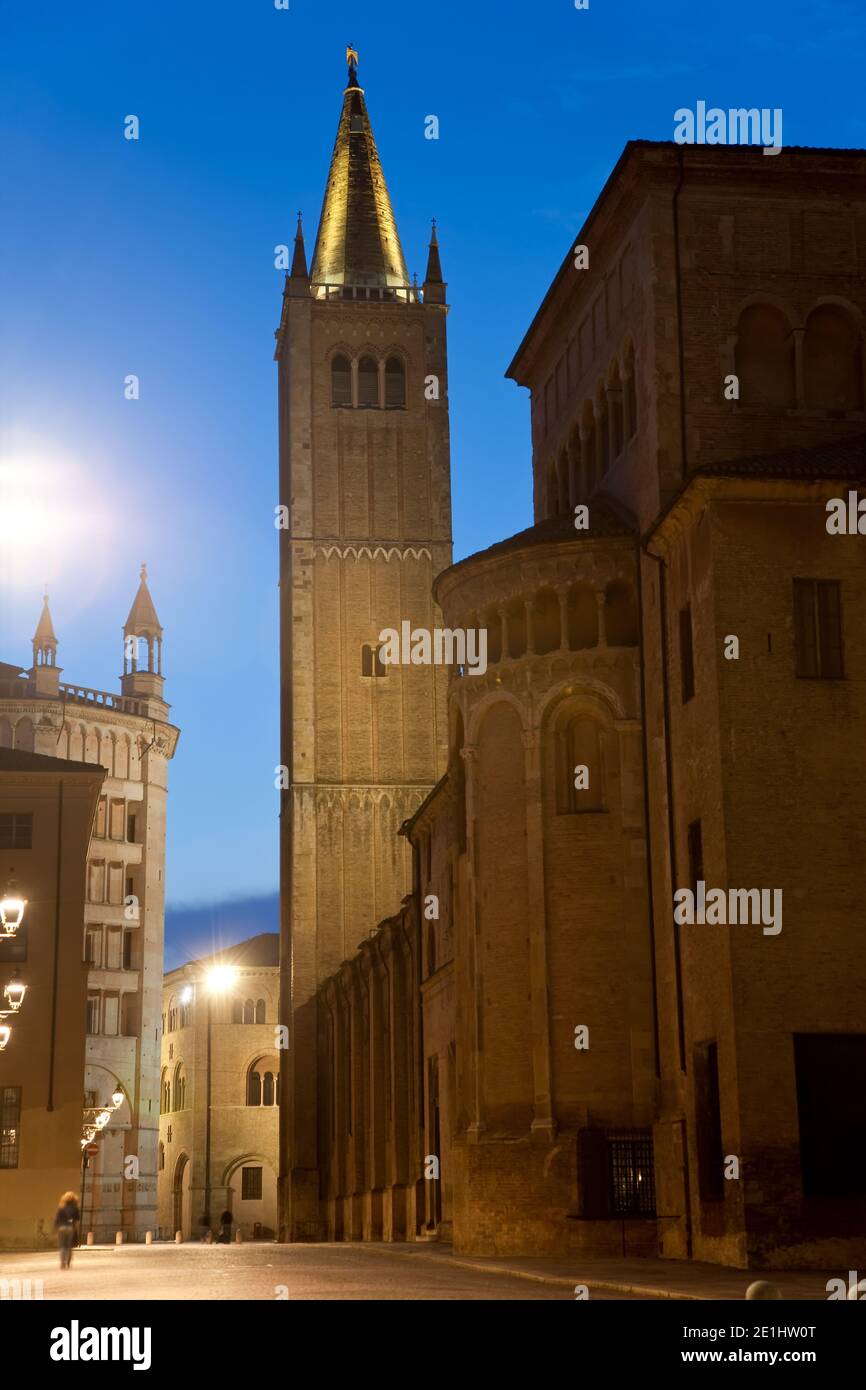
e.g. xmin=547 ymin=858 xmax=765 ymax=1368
xmin=0 ymin=1087 xmax=22 ymax=1169
xmin=607 ymin=1131 xmax=656 ymax=1217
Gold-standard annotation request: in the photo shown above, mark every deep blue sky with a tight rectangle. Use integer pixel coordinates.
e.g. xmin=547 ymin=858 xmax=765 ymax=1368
xmin=1 ymin=1 xmax=863 ymax=959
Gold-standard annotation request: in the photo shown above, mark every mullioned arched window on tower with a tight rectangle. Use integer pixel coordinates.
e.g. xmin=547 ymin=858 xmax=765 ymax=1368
xmin=358 ymin=355 xmax=379 ymax=408
xmin=361 ymin=643 xmax=387 ymax=678
xmin=331 ymin=354 xmax=352 ymax=406
xmin=384 ymin=356 xmax=406 ymax=408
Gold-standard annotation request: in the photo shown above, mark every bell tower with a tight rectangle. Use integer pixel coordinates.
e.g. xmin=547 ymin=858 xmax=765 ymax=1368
xmin=276 ymin=49 xmax=453 ymax=1238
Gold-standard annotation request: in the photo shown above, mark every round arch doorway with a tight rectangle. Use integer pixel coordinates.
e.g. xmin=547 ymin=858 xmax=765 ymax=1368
xmin=224 ymin=1157 xmax=278 ymax=1239
xmin=173 ymin=1152 xmax=191 ymax=1237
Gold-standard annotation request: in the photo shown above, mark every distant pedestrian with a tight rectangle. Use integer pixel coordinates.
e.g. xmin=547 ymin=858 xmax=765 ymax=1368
xmin=218 ymin=1209 xmax=233 ymax=1244
xmin=54 ymin=1191 xmax=80 ymax=1270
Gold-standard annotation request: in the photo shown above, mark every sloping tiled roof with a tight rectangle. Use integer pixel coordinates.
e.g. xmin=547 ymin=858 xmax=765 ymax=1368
xmin=200 ymin=933 xmax=280 ymax=969
xmin=0 ymin=747 xmax=100 ymax=776
xmin=694 ymin=434 xmax=866 ymax=481
xmin=445 ymin=496 xmax=636 ymax=579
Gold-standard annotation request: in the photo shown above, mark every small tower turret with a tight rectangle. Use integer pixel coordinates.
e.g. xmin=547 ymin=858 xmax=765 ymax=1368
xmin=121 ymin=564 xmax=166 ymax=709
xmin=30 ymin=592 xmax=62 ymax=696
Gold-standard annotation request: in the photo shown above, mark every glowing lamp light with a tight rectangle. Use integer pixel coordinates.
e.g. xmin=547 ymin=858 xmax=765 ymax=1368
xmin=0 ymin=1024 xmax=11 ymax=1050
xmin=111 ymin=1088 xmax=124 ymax=1108
xmin=206 ymin=964 xmax=238 ymax=994
xmin=0 ymin=875 xmax=26 ymax=935
xmin=180 ymin=985 xmax=193 ymax=1004
xmin=94 ymin=1111 xmax=111 ymax=1129
xmin=3 ymin=975 xmax=26 ymax=1010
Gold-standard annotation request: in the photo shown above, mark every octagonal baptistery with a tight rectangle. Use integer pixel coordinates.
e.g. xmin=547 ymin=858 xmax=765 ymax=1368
xmin=431 ymin=500 xmax=657 ymax=1257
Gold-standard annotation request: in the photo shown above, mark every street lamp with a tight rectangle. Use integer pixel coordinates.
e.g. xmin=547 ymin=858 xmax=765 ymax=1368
xmin=0 ymin=1024 xmax=11 ymax=1051
xmin=3 ymin=973 xmax=26 ymax=1011
xmin=203 ymin=964 xmax=238 ymax=1235
xmin=0 ymin=872 xmax=26 ymax=936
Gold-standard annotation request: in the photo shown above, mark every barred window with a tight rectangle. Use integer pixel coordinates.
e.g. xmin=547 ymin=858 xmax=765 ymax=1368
xmin=608 ymin=1132 xmax=656 ymax=1216
xmin=0 ymin=1087 xmax=22 ymax=1169
xmin=793 ymin=579 xmax=844 ymax=679
xmin=242 ymin=1166 xmax=263 ymax=1200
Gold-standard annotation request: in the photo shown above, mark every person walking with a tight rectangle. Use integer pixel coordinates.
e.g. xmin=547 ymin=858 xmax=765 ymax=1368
xmin=54 ymin=1191 xmax=80 ymax=1270
xmin=218 ymin=1209 xmax=233 ymax=1244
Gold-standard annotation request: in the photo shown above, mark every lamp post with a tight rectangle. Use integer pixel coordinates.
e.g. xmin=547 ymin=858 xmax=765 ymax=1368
xmin=79 ymin=1085 xmax=125 ymax=1238
xmin=203 ymin=965 xmax=237 ymax=1236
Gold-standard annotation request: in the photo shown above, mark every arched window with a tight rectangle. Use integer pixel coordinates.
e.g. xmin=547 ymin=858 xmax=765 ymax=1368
xmin=174 ymin=1064 xmax=187 ymax=1111
xmin=547 ymin=461 xmax=558 ymax=519
xmin=608 ymin=365 xmax=624 ymax=461
xmin=597 ymin=388 xmax=609 ymax=473
xmin=246 ymin=1058 xmax=279 ymax=1106
xmin=734 ymin=304 xmax=795 ymax=408
xmin=243 ymin=998 xmax=255 ymax=1024
xmin=557 ymin=714 xmax=605 ymax=814
xmin=505 ymin=597 xmax=527 ymax=659
xmin=533 ymin=588 xmax=561 ymax=655
xmin=167 ymin=998 xmax=178 ymax=1032
xmin=247 ymin=1067 xmax=262 ymax=1106
xmin=331 ymin=354 xmax=352 ymax=406
xmin=581 ymin=402 xmax=597 ymax=495
xmin=604 ymin=581 xmax=639 ymax=647
xmin=567 ymin=585 xmax=599 ymax=649
xmin=158 ymin=1142 xmax=165 ymax=1172
xmin=804 ymin=306 xmax=863 ymax=411
xmin=255 ymin=999 xmax=266 ymax=1024
xmin=358 ymin=355 xmax=379 ymax=408
xmin=361 ymin=643 xmax=387 ymax=678
xmin=384 ymin=356 xmax=406 ymax=408
xmin=161 ymin=1071 xmax=171 ymax=1114
xmin=231 ymin=998 xmax=243 ymax=1024
xmin=624 ymin=345 xmax=638 ymax=438
xmin=484 ymin=609 xmax=502 ymax=665
xmin=557 ymin=449 xmax=570 ymax=515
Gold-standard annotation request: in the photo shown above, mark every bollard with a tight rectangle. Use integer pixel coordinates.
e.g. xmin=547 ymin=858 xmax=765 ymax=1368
xmin=745 ymin=1280 xmax=782 ymax=1300
xmin=145 ymin=1231 xmax=152 ymax=1245
xmin=235 ymin=1229 xmax=243 ymax=1243
xmin=175 ymin=1230 xmax=183 ymax=1244
xmin=86 ymin=1231 xmax=94 ymax=1246
xmin=115 ymin=1231 xmax=124 ymax=1246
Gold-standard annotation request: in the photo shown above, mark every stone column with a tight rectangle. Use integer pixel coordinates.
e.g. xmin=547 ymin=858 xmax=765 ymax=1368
xmin=579 ymin=424 xmax=592 ymax=497
xmin=793 ymin=327 xmax=805 ymax=409
xmin=522 ymin=728 xmax=555 ymax=1140
xmin=525 ymin=595 xmax=535 ymax=656
xmin=498 ymin=607 xmax=509 ymax=663
xmin=460 ymin=745 xmax=485 ymax=1140
xmin=567 ymin=434 xmax=580 ymax=508
xmin=595 ymin=589 xmax=607 ymax=648
xmin=558 ymin=588 xmax=570 ymax=652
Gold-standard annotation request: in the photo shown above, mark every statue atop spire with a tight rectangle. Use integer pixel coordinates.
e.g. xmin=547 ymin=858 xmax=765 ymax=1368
xmin=346 ymin=44 xmax=359 ymax=89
